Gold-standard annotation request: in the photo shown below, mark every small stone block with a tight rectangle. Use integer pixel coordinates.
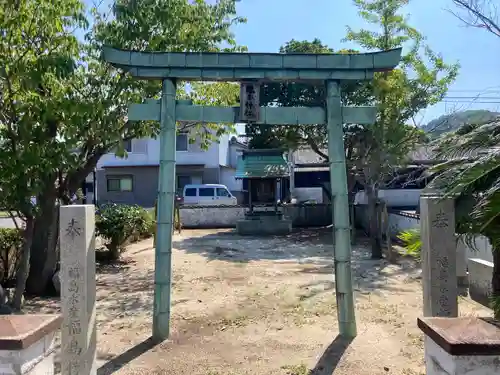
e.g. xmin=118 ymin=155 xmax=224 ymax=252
xmin=468 ymin=258 xmax=493 ymax=308
xmin=283 ymin=55 xmax=317 ymax=69
xmin=373 ymin=48 xmax=402 ymax=69
xmin=201 ymin=68 xmax=234 ymax=80
xmin=350 ymin=53 xmax=374 ymax=69
xmin=0 ymin=315 xmax=61 ymax=350
xmin=418 ymin=317 xmax=500 ymax=356
xmin=233 ymin=69 xmax=265 ymax=79
xmin=264 ymin=70 xmax=300 ymax=80
xmin=249 ymin=54 xmax=283 ymax=69
xmin=329 ymin=70 xmax=368 ymax=80
xmin=298 ymin=70 xmax=329 ymax=80
xmin=316 ymin=54 xmax=350 ymax=69
xmin=236 ymin=219 xmax=292 ymax=235
xmin=217 ymin=54 xmax=250 ymax=68
xmin=152 ymin=52 xmax=186 ymax=67
xmin=169 ymin=68 xmax=202 ymax=79
xmin=184 ymin=53 xmax=204 ymax=67
xmin=130 ymin=52 xmax=152 ymax=66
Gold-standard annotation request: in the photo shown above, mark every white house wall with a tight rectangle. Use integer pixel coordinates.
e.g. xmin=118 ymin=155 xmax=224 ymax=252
xmin=218 ymin=135 xmax=230 ymax=166
xmin=97 ymin=135 xmax=222 ymax=168
xmin=220 ymin=166 xmax=242 ymax=192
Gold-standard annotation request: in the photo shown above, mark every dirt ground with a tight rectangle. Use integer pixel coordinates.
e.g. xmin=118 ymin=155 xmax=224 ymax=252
xmin=24 ymin=228 xmax=492 ymax=375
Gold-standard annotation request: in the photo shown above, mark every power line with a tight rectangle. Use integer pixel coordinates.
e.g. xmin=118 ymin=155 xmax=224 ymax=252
xmin=447 ymin=89 xmax=500 ymax=93
xmin=444 ymin=96 xmax=500 ymax=100
xmin=441 ymin=101 xmax=500 ymax=104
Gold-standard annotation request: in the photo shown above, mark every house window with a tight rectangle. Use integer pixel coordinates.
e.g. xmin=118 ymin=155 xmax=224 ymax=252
xmin=176 ymin=133 xmax=188 ymax=151
xmin=177 ymin=175 xmax=191 ymax=193
xmin=123 ymin=139 xmax=132 ymax=152
xmin=107 ymin=175 xmax=133 ymax=192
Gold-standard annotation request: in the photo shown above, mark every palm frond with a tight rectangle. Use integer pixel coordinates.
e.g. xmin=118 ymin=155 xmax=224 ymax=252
xmin=431 ymin=148 xmax=500 ymax=198
xmin=436 ymin=120 xmax=500 ymax=160
xmin=471 ymin=175 xmax=500 ymax=231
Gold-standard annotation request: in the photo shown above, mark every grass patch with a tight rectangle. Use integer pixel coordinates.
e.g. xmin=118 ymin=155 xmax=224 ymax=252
xmin=216 ymin=313 xmax=251 ymax=329
xmin=281 ymin=364 xmax=311 ymax=375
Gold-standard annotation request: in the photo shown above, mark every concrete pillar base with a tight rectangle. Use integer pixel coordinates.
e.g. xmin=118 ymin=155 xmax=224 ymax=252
xmin=0 ymin=315 xmax=61 ymax=375
xmin=236 ymin=218 xmax=292 ymax=235
xmin=418 ymin=317 xmax=500 ymax=375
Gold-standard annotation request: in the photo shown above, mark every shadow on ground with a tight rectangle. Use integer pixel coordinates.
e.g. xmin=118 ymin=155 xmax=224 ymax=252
xmin=173 ymin=227 xmax=335 ymax=262
xmin=173 ymin=227 xmax=422 ymax=295
xmin=311 ymin=335 xmax=353 ymax=375
xmin=24 ymin=264 xmax=155 ymax=322
xmin=97 ymin=337 xmax=158 ymax=375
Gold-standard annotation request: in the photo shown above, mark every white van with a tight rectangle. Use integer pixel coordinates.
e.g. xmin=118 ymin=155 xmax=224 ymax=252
xmin=182 ymin=184 xmax=237 ymax=206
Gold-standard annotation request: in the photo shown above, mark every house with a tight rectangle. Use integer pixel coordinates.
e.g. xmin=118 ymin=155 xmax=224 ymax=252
xmin=96 ymin=132 xmax=247 ymax=207
xmin=289 ymin=145 xmax=438 ymax=207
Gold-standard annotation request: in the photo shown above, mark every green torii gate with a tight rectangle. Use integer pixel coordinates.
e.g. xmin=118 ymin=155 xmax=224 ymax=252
xmin=102 ymin=46 xmax=402 ymax=340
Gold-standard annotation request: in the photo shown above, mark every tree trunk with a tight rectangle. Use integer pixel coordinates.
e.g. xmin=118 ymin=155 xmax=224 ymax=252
xmin=25 ymin=190 xmax=59 ymax=296
xmin=12 ymin=217 xmax=34 ymax=310
xmin=381 ymin=200 xmax=397 ymax=263
xmin=367 ymin=184 xmax=383 ymax=259
xmin=492 ymin=246 xmax=500 ymax=320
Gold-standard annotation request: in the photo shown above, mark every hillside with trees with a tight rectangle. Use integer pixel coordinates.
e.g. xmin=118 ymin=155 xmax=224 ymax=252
xmin=423 ymin=109 xmax=500 ymax=138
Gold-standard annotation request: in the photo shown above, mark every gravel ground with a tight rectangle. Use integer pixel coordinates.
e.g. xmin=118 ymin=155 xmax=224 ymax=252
xmin=23 ymin=228 xmax=492 ymax=375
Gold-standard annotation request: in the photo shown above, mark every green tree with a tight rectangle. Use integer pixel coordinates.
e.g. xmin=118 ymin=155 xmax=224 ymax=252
xmin=345 ymin=0 xmax=459 ymax=258
xmin=0 ymin=0 xmax=246 ymax=299
xmin=180 ymin=81 xmax=241 ymax=140
xmin=247 ymin=39 xmax=371 ymax=154
xmin=245 ymin=38 xmax=373 ymax=211
xmin=0 ymin=0 xmax=88 ymax=308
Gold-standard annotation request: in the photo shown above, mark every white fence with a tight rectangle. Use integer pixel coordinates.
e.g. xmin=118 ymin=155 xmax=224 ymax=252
xmin=179 ymin=204 xmax=332 ymax=229
xmin=354 ymin=189 xmax=421 ymax=207
xmin=354 ymin=204 xmax=494 ymax=309
xmin=354 ymin=204 xmax=494 ymax=262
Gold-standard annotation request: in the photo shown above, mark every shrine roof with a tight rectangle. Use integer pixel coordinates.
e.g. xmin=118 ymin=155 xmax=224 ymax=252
xmin=235 ymin=150 xmax=289 ymax=179
xmin=102 ymin=46 xmax=402 ymax=82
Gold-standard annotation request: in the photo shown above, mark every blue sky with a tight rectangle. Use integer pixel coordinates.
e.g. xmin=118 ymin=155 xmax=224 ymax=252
xmin=86 ymin=0 xmax=500 ymax=125
xmin=233 ymin=0 xmax=500 ymax=124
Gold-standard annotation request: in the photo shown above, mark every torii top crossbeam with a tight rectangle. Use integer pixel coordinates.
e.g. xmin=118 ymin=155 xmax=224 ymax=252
xmin=101 ymin=46 xmax=402 ymax=82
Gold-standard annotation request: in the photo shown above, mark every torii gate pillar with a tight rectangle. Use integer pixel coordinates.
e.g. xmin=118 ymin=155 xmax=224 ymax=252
xmin=153 ymin=79 xmax=177 ymax=339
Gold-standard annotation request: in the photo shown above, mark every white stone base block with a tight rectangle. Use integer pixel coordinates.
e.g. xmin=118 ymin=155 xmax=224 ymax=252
xmin=0 ymin=315 xmax=61 ymax=375
xmin=424 ymin=336 xmax=500 ymax=375
xmin=419 ymin=317 xmax=500 ymax=375
xmin=468 ymin=258 xmax=493 ymax=308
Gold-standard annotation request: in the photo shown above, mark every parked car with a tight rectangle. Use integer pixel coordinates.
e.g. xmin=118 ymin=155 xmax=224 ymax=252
xmin=182 ymin=184 xmax=237 ymax=206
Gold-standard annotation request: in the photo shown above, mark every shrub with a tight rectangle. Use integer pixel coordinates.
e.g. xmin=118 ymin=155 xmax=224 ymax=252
xmin=96 ymin=204 xmax=155 ymax=260
xmin=397 ymin=229 xmax=422 ymax=259
xmin=138 ymin=208 xmax=155 ymax=239
xmin=0 ymin=228 xmax=23 ymax=287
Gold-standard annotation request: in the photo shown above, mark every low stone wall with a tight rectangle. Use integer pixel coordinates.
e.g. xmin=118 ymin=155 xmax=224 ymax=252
xmin=468 ymin=258 xmax=494 ymax=308
xmin=283 ymin=204 xmax=331 ymax=227
xmin=180 ymin=206 xmax=245 ymax=228
xmin=179 ymin=204 xmax=332 ymax=229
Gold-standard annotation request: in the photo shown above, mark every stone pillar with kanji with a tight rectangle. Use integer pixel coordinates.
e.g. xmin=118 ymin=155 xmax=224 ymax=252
xmin=420 ymin=191 xmax=458 ymax=317
xmin=59 ymin=205 xmax=97 ymax=375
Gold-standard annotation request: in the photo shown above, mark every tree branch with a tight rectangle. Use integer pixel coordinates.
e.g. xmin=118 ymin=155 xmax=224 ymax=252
xmin=306 ymin=138 xmax=329 ymax=161
xmin=452 ymin=0 xmax=500 ymax=38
